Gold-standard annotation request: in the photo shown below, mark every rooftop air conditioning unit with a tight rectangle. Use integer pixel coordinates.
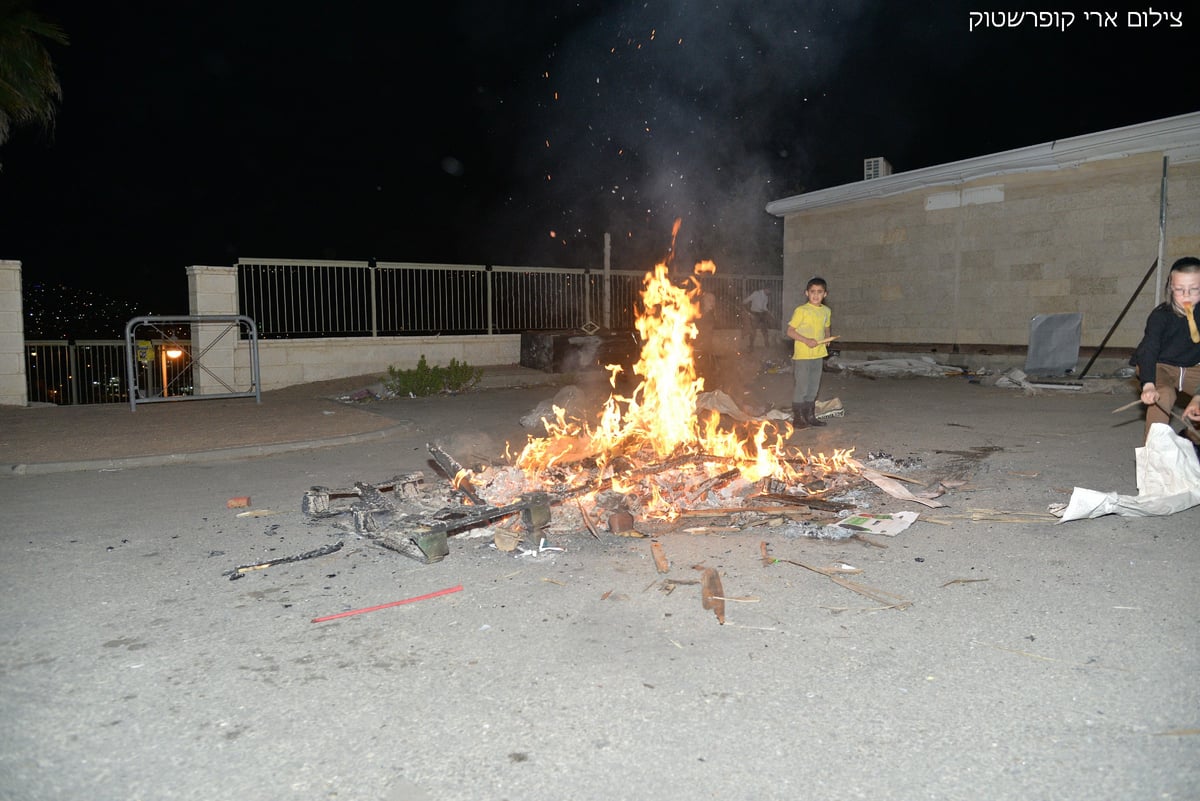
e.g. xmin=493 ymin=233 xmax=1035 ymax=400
xmin=864 ymin=157 xmax=893 ymax=180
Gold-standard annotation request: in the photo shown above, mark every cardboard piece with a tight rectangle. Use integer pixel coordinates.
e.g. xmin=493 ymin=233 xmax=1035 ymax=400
xmin=836 ymin=510 xmax=920 ymax=537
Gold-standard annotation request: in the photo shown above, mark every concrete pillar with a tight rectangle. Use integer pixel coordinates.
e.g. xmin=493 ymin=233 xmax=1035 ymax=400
xmin=186 ymin=265 xmax=240 ymax=394
xmin=0 ymin=260 xmax=28 ymax=406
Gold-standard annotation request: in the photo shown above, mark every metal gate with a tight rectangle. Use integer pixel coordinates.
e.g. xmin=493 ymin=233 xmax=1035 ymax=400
xmin=124 ymin=315 xmax=261 ymax=411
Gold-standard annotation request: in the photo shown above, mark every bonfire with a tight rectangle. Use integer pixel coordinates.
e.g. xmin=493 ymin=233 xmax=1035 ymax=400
xmin=296 ymin=254 xmax=946 ymax=568
xmin=473 ymin=257 xmax=859 ymax=525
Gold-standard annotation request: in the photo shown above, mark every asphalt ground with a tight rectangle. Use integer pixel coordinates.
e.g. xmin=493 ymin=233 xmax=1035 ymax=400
xmin=0 ymin=366 xmax=568 ymax=475
xmin=1 ymin=361 xmax=1197 ymax=801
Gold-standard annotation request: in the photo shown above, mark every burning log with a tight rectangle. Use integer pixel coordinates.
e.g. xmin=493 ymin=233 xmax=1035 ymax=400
xmin=429 ymin=443 xmax=485 ymax=505
xmin=686 ymin=468 xmax=740 ymax=504
xmin=754 ymin=493 xmax=856 ymax=513
xmin=510 ymin=397 xmax=866 ymax=525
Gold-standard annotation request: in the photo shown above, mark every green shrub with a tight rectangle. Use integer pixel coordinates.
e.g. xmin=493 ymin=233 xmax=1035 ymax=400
xmin=383 ymin=355 xmax=482 ymax=397
xmin=443 ymin=357 xmax=484 ymax=392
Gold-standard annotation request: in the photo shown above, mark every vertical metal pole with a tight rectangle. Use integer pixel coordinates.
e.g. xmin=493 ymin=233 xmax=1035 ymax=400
xmin=246 ymin=316 xmax=262 ymax=403
xmin=369 ymin=260 xmax=378 ymax=337
xmin=68 ymin=343 xmax=79 ymax=405
xmin=486 ymin=266 xmax=494 ymax=335
xmin=1155 ymin=156 xmax=1168 ymax=307
xmin=125 ymin=319 xmax=138 ymax=412
xmin=603 ymin=233 xmax=612 ymax=331
xmin=583 ymin=267 xmax=591 ymax=329
xmin=160 ymin=347 xmax=169 ymax=398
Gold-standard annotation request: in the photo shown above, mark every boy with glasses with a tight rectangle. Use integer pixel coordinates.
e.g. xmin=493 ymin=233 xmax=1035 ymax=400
xmin=1133 ymin=256 xmax=1200 ymax=443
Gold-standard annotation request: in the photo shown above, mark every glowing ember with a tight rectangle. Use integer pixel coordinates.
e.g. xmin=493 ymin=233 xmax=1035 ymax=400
xmin=452 ymin=469 xmax=473 ymax=491
xmin=512 ymin=246 xmax=858 ymax=520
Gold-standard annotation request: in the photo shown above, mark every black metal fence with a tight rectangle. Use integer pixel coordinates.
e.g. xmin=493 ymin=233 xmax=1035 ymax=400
xmin=236 ymin=258 xmax=781 ymax=338
xmin=25 ymin=339 xmax=193 ymax=406
xmin=25 ymin=261 xmax=782 ymax=405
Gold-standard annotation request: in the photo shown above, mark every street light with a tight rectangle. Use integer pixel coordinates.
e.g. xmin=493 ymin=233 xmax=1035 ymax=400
xmin=160 ymin=346 xmax=184 ymax=398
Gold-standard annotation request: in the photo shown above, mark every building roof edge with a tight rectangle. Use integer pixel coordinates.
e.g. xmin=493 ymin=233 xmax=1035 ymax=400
xmin=765 ymin=110 xmax=1200 ymax=216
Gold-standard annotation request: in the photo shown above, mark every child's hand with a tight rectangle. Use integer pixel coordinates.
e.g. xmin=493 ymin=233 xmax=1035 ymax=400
xmin=1184 ymin=403 xmax=1200 ymax=423
xmin=1140 ymin=384 xmax=1159 ymax=406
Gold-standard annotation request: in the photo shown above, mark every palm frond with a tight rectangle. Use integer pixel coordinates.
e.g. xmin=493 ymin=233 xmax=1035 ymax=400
xmin=0 ymin=0 xmax=70 ymax=145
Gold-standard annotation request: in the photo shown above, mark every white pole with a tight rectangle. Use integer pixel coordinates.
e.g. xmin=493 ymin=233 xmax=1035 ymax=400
xmin=1155 ymin=156 xmax=1168 ymax=307
xmin=603 ymin=233 xmax=612 ymax=330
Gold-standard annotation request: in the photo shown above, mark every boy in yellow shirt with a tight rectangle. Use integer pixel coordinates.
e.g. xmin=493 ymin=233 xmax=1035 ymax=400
xmin=785 ymin=277 xmax=831 ymax=428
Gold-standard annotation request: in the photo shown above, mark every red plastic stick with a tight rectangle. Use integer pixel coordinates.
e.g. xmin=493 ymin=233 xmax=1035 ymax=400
xmin=311 ymin=584 xmax=463 ymax=623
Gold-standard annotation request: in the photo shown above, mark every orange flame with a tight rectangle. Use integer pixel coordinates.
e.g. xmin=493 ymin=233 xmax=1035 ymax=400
xmin=665 ymin=217 xmax=683 ymax=268
xmin=514 ymin=241 xmax=855 ymax=519
xmin=452 ymin=468 xmax=473 ymax=492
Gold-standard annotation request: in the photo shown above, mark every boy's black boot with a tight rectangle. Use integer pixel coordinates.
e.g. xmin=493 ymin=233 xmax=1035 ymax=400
xmin=804 ymin=401 xmax=827 ymax=427
xmin=791 ymin=404 xmax=809 ymax=430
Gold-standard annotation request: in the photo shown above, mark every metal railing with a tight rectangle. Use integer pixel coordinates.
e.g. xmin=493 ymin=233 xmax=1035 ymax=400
xmin=24 ymin=339 xmax=189 ymax=406
xmin=236 ymin=258 xmax=782 ymax=338
xmin=25 ymin=263 xmax=781 ymax=405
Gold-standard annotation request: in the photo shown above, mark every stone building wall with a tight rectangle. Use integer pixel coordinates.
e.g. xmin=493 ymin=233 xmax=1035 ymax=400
xmin=772 ymin=114 xmax=1200 ymax=369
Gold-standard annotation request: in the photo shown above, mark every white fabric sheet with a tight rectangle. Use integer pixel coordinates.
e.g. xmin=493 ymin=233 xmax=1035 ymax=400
xmin=1054 ymin=423 xmax=1200 ymax=522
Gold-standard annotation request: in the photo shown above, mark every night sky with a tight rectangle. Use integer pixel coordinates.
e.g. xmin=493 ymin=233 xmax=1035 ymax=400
xmin=1 ymin=1 xmax=1195 ymax=314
